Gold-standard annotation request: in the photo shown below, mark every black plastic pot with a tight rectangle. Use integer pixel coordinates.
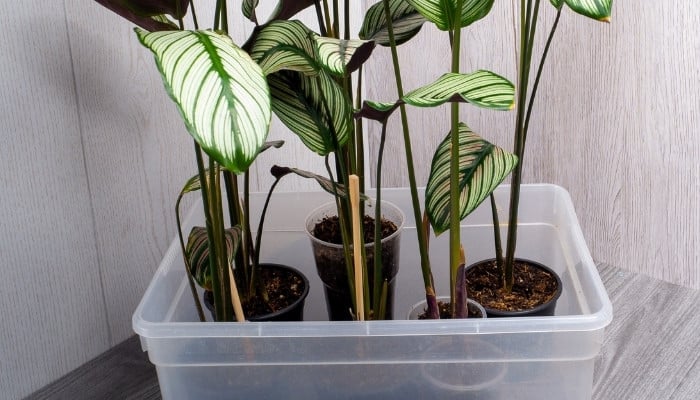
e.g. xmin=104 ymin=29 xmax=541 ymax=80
xmin=466 ymin=258 xmax=562 ymax=317
xmin=305 ymin=200 xmax=404 ymax=321
xmin=203 ymin=263 xmax=309 ymax=322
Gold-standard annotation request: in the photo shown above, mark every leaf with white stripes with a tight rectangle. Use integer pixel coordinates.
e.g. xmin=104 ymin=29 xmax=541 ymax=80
xmin=268 ymin=70 xmax=351 ymax=155
xmin=358 ymin=70 xmax=514 ymax=121
xmin=242 ymin=0 xmax=259 ymax=22
xmin=561 ymin=0 xmax=613 ymax=22
xmin=406 ymin=0 xmax=494 ymax=31
xmin=404 ymin=71 xmax=514 ymax=109
xmin=136 ymin=29 xmax=271 ymax=174
xmin=425 ymin=124 xmax=518 ymax=235
xmin=314 ymin=37 xmax=376 ymax=76
xmin=186 ymin=226 xmax=242 ymax=290
xmin=359 ymin=0 xmax=426 ymax=46
xmin=250 ymin=20 xmax=319 ymax=76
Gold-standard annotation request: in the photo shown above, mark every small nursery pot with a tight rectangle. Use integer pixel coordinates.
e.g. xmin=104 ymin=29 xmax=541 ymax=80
xmin=407 ymin=296 xmax=487 ymax=320
xmin=203 ymin=263 xmax=309 ymax=322
xmin=305 ymin=199 xmax=404 ymax=321
xmin=466 ymin=258 xmax=563 ymax=317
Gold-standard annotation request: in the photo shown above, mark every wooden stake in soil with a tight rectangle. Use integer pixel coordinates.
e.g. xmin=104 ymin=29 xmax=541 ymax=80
xmin=349 ymin=175 xmax=364 ymax=321
xmin=228 ymin=266 xmax=246 ymax=322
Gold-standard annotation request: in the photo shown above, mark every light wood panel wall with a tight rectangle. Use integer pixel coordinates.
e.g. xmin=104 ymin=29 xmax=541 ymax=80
xmin=364 ymin=0 xmax=700 ymax=289
xmin=1 ymin=0 xmax=697 ymax=398
xmin=1 ymin=1 xmax=330 ymax=398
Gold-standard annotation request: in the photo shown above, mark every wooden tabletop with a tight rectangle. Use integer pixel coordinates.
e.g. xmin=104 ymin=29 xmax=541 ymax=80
xmin=25 ymin=264 xmax=700 ymax=400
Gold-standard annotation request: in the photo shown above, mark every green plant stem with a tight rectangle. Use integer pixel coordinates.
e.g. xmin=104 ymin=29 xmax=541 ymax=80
xmin=355 ymin=67 xmax=365 ymax=205
xmin=372 ymin=122 xmax=388 ymax=316
xmin=313 ymin=0 xmax=327 ymax=36
xmin=214 ymin=0 xmax=222 ymax=30
xmin=332 ymin=0 xmax=340 ymax=39
xmin=254 ymin=177 xmax=283 ymax=267
xmin=223 ymin=171 xmax=248 ymax=296
xmin=448 ymin=0 xmax=465 ymax=318
xmin=504 ymin=0 xmax=554 ymax=292
xmin=490 ymin=193 xmax=504 ymax=271
xmin=176 ymin=189 xmax=206 ymax=322
xmin=243 ymin=172 xmax=255 ymax=296
xmin=524 ymin=5 xmax=563 ymax=140
xmin=189 ymin=0 xmax=199 ymax=29
xmin=194 ymin=145 xmax=224 ymax=320
xmin=211 ymin=160 xmax=233 ymax=321
xmin=380 ymin=0 xmax=437 ymax=318
xmin=322 ymin=0 xmax=333 ymax=36
xmin=324 ymin=155 xmax=356 ymax=310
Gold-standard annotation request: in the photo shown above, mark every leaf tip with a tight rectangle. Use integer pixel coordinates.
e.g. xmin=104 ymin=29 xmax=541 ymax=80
xmin=600 ymin=16 xmax=612 ymax=23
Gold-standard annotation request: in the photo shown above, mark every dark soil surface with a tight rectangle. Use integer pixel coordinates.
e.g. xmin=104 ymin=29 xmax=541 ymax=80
xmin=465 ymin=259 xmax=559 ymax=312
xmin=242 ymin=267 xmax=305 ymax=318
xmin=312 ymin=215 xmax=397 ymax=244
xmin=417 ymin=300 xmax=484 ymax=319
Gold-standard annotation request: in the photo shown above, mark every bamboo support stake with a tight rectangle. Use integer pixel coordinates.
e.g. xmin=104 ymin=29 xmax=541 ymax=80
xmin=349 ymin=175 xmax=364 ymax=321
xmin=228 ymin=266 xmax=246 ymax=322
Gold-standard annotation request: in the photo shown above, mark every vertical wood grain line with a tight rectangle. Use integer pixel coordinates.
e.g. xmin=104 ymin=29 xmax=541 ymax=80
xmin=62 ymin=0 xmax=113 ymax=346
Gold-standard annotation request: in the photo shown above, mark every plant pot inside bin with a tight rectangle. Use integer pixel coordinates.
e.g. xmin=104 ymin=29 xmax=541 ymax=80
xmin=466 ymin=258 xmax=562 ymax=317
xmin=204 ymin=263 xmax=309 ymax=321
xmin=407 ymin=296 xmax=487 ymax=319
xmin=305 ymin=200 xmax=404 ymax=320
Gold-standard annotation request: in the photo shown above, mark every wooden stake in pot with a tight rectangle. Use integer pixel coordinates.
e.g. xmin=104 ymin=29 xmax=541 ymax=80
xmin=228 ymin=266 xmax=246 ymax=322
xmin=349 ymin=175 xmax=364 ymax=321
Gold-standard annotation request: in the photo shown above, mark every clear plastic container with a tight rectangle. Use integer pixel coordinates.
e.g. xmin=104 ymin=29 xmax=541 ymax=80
xmin=133 ymin=185 xmax=612 ymax=400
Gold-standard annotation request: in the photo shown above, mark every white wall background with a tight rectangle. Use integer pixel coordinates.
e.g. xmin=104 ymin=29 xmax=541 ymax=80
xmin=0 ymin=1 xmax=697 ymax=398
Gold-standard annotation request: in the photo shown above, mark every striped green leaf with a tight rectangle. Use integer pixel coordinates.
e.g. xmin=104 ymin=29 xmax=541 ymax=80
xmin=406 ymin=0 xmax=494 ymax=31
xmin=562 ymin=0 xmax=613 ymax=21
xmin=136 ymin=29 xmax=271 ymax=174
xmin=403 ymin=71 xmax=514 ymax=109
xmin=358 ymin=70 xmax=514 ymax=121
xmin=550 ymin=0 xmax=564 ymax=7
xmin=359 ymin=0 xmax=426 ymax=46
xmin=250 ymin=20 xmax=319 ymax=76
xmin=314 ymin=37 xmax=376 ymax=75
xmin=242 ymin=0 xmax=259 ymax=22
xmin=186 ymin=226 xmax=242 ymax=290
xmin=426 ymin=124 xmax=518 ymax=235
xmin=268 ymin=70 xmax=351 ymax=155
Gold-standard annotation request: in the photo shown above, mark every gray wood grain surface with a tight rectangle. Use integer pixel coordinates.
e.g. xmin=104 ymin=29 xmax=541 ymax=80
xmin=24 ymin=264 xmax=700 ymax=400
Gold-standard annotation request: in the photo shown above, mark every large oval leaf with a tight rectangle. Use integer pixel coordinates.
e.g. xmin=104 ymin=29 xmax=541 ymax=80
xmin=268 ymin=70 xmax=351 ymax=155
xmin=563 ymin=0 xmax=613 ymax=21
xmin=359 ymin=0 xmax=426 ymax=46
xmin=186 ymin=226 xmax=242 ymax=290
xmin=406 ymin=0 xmax=494 ymax=31
xmin=136 ymin=29 xmax=271 ymax=174
xmin=426 ymin=123 xmax=518 ymax=235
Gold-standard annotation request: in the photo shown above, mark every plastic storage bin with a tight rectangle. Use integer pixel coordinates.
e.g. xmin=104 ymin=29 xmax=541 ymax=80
xmin=133 ymin=184 xmax=612 ymax=400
